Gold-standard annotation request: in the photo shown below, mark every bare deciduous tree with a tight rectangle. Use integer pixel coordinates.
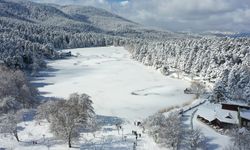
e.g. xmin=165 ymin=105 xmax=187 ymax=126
xmin=0 ymin=111 xmax=24 ymax=142
xmin=36 ymin=93 xmax=96 ymax=148
xmin=36 ymin=97 xmax=64 ymax=122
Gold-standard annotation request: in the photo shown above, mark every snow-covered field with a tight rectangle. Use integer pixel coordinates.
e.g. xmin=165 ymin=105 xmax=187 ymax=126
xmin=0 ymin=46 xmax=230 ymax=150
xmin=34 ymin=46 xmax=193 ymax=120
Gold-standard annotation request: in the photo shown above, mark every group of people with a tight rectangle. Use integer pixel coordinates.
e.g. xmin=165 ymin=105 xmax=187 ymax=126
xmin=132 ymin=130 xmax=141 ymax=140
xmin=114 ymin=120 xmax=145 ymax=150
xmin=132 ymin=130 xmax=142 ymax=150
xmin=132 ymin=120 xmax=144 ymax=150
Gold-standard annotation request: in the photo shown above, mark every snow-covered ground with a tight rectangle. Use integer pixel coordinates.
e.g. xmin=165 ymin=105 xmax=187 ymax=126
xmin=0 ymin=46 xmax=230 ymax=149
xmin=34 ymin=46 xmax=193 ymax=120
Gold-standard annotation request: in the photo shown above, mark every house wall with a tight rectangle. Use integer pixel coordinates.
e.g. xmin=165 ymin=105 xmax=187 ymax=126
xmin=240 ymin=117 xmax=250 ymax=127
xmin=211 ymin=119 xmax=238 ymax=129
xmin=221 ymin=104 xmax=238 ymax=111
xmin=222 ymin=103 xmax=250 ymax=111
xmin=211 ymin=119 xmax=222 ymax=127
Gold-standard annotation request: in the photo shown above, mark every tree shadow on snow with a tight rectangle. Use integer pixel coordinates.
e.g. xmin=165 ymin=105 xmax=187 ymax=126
xmin=22 ymin=109 xmax=37 ymax=122
xmin=204 ymin=137 xmax=220 ymax=150
xmin=17 ymin=126 xmax=25 ymax=131
xmin=102 ymin=127 xmax=114 ymax=132
xmin=80 ymin=137 xmax=134 ymax=150
xmin=29 ymin=67 xmax=58 ymax=95
xmin=30 ymin=67 xmax=59 ymax=79
xmin=96 ymin=115 xmax=125 ymax=126
xmin=31 ymin=82 xmax=54 ymax=88
xmin=20 ymin=137 xmax=64 ymax=148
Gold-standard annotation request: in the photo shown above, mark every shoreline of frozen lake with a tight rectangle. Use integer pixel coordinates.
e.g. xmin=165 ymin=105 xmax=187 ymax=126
xmin=32 ymin=46 xmax=194 ymax=120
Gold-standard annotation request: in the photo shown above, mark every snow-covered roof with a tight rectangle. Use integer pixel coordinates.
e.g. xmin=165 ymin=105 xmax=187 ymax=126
xmin=197 ymin=107 xmax=216 ymax=122
xmin=197 ymin=103 xmax=239 ymax=124
xmin=239 ymin=109 xmax=250 ymax=120
xmin=215 ymin=109 xmax=239 ymax=124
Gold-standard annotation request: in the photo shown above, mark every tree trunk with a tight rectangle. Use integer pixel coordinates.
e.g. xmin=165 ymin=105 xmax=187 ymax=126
xmin=68 ymin=134 xmax=72 ymax=148
xmin=68 ymin=127 xmax=75 ymax=148
xmin=13 ymin=131 xmax=20 ymax=142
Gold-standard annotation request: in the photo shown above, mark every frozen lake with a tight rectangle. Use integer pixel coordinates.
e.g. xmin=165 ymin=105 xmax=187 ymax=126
xmin=33 ymin=46 xmax=194 ymax=120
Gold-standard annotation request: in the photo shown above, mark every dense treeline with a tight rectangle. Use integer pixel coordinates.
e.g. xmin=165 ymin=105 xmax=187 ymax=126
xmin=0 ymin=0 xmax=179 ymax=70
xmin=125 ymin=37 xmax=250 ymax=103
xmin=0 ymin=17 xmax=128 ymax=70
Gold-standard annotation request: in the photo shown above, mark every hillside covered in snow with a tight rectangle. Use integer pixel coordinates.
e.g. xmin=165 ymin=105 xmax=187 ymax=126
xmin=0 ymin=0 xmax=186 ymax=70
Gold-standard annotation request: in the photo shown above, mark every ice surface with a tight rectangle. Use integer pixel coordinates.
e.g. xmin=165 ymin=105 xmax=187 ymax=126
xmin=33 ymin=46 xmax=193 ymax=120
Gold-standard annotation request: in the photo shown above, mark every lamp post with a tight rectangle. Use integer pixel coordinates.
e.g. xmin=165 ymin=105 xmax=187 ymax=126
xmin=43 ymin=134 xmax=45 ymax=143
